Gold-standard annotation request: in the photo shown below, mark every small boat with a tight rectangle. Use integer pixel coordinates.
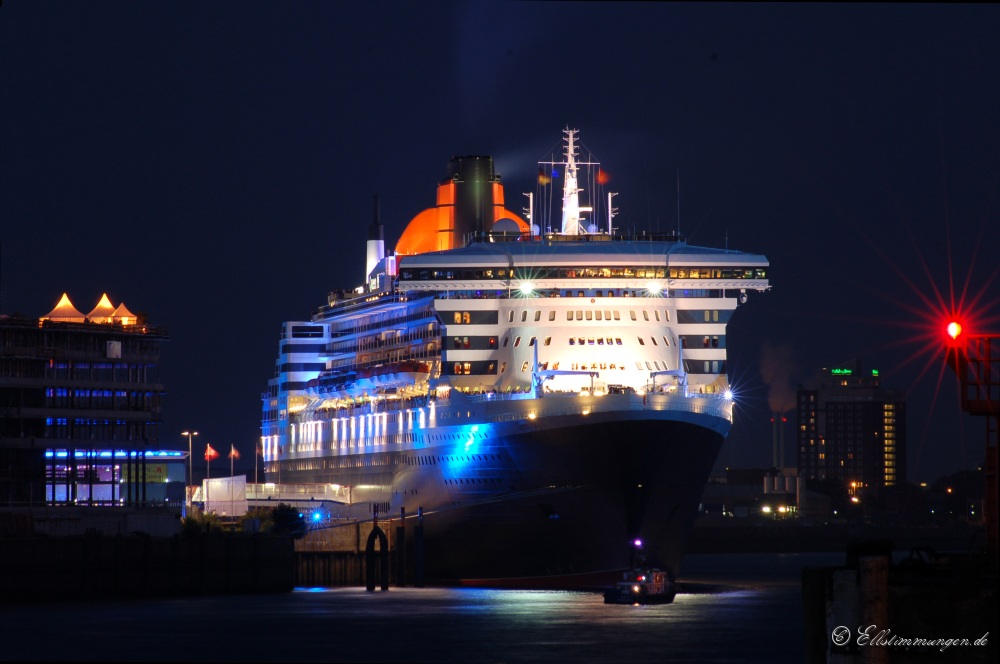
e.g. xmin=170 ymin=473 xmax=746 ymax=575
xmin=603 ymin=569 xmax=676 ymax=605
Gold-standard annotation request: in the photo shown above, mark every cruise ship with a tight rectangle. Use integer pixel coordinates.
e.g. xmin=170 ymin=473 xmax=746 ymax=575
xmin=261 ymin=129 xmax=770 ymax=586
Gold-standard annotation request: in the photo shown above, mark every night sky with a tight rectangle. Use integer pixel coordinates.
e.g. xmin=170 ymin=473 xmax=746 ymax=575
xmin=2 ymin=3 xmax=997 ymax=483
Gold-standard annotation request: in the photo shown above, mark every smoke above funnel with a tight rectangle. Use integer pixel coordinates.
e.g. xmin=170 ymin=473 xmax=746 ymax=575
xmin=759 ymin=340 xmax=796 ymax=414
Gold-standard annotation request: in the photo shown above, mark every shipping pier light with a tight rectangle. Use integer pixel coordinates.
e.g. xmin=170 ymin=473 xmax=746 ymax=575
xmin=947 ymin=320 xmax=963 ymax=341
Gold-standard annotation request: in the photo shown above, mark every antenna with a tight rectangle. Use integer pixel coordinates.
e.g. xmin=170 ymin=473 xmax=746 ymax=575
xmin=607 ymin=192 xmax=618 ymax=235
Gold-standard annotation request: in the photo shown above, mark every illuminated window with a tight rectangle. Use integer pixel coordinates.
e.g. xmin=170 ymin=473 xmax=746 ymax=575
xmin=463 ymin=312 xmax=471 ymax=324
xmin=454 ymin=312 xmax=462 ymax=324
xmin=544 ymin=337 xmax=552 ymax=346
xmin=521 ymin=361 xmax=529 ymax=372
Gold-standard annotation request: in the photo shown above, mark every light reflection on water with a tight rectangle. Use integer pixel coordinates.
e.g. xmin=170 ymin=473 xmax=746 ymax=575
xmin=0 ymin=553 xmax=841 ymax=663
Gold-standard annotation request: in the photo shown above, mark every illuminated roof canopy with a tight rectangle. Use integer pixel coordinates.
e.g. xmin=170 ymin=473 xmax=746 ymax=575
xmin=41 ymin=293 xmax=86 ymax=323
xmin=41 ymin=293 xmax=139 ymax=326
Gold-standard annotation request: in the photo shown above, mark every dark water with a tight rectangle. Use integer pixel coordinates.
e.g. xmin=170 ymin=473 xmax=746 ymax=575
xmin=0 ymin=552 xmax=843 ymax=663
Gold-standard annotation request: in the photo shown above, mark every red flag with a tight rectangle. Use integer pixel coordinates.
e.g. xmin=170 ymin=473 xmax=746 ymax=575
xmin=204 ymin=444 xmax=219 ymax=461
xmin=538 ymin=167 xmax=552 ymax=185
xmin=596 ymin=168 xmax=610 ymax=185
xmin=229 ymin=444 xmax=240 ymax=460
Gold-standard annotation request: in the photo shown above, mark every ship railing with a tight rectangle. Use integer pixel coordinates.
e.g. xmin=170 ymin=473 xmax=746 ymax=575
xmin=448 ymin=390 xmax=533 ymax=404
xmin=244 ymin=482 xmax=351 ymax=504
xmin=513 ymin=393 xmax=732 ymax=423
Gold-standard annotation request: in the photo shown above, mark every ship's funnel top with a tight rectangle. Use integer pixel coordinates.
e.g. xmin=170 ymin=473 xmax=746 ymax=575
xmin=366 ymin=194 xmax=386 ymax=283
xmin=394 ymin=153 xmax=529 ymax=256
xmin=446 ymin=155 xmax=498 ymax=239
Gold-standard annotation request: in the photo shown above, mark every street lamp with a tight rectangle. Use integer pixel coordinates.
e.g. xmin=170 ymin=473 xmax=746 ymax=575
xmin=182 ymin=430 xmax=198 ymax=506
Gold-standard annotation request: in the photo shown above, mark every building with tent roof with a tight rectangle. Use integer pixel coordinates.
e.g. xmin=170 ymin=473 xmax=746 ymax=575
xmin=1 ymin=294 xmax=181 ymax=537
xmin=41 ymin=292 xmax=141 ymax=326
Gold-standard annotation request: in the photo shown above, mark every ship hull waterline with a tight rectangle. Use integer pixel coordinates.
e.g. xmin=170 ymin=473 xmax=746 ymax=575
xmin=284 ymin=403 xmax=727 ymax=589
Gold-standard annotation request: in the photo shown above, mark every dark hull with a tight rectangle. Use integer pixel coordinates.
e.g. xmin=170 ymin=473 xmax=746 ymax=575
xmin=401 ymin=417 xmax=724 ymax=587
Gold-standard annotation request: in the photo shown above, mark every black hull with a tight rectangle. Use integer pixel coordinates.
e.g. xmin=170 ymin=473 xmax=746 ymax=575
xmin=402 ymin=418 xmax=724 ymax=586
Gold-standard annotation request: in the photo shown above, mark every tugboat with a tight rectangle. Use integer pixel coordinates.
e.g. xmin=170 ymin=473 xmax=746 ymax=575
xmin=603 ymin=568 xmax=677 ymax=605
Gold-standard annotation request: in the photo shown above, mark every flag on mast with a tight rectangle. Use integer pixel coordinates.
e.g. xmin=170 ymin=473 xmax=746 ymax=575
xmin=204 ymin=444 xmax=219 ymax=461
xmin=229 ymin=444 xmax=240 ymax=460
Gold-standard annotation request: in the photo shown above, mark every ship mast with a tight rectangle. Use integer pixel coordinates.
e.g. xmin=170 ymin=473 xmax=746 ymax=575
xmin=560 ymin=128 xmax=583 ymax=235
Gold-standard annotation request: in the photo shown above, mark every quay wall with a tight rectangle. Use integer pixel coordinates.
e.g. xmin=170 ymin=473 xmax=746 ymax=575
xmin=0 ymin=534 xmax=295 ymax=602
xmin=295 ymin=520 xmax=403 ymax=587
xmin=687 ymin=522 xmax=980 ymax=555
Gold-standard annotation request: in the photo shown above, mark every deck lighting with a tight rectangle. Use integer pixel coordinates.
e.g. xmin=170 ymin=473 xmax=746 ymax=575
xmin=946 ymin=321 xmax=962 ymax=340
xmin=723 ymin=389 xmax=734 ymax=400
xmin=519 ymin=282 xmax=534 ymax=296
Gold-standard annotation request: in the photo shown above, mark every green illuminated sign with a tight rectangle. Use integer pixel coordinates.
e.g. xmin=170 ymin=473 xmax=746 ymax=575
xmin=830 ymin=368 xmax=853 ymax=375
xmin=872 ymin=369 xmax=879 ymax=376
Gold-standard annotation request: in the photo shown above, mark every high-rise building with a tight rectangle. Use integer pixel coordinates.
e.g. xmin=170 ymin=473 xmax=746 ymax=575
xmin=0 ymin=294 xmax=183 ymax=512
xmin=797 ymin=361 xmax=906 ymax=494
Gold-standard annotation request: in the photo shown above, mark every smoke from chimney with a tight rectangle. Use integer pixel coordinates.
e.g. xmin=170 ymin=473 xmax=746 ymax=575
xmin=760 ymin=340 xmax=796 ymax=414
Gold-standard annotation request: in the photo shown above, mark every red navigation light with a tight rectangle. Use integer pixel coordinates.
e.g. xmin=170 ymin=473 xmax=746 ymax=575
xmin=946 ymin=321 xmax=963 ymax=340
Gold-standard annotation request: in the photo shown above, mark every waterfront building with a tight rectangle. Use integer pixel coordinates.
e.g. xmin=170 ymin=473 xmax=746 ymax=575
xmin=0 ymin=294 xmax=184 ymax=532
xmin=796 ymin=362 xmax=906 ymax=495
